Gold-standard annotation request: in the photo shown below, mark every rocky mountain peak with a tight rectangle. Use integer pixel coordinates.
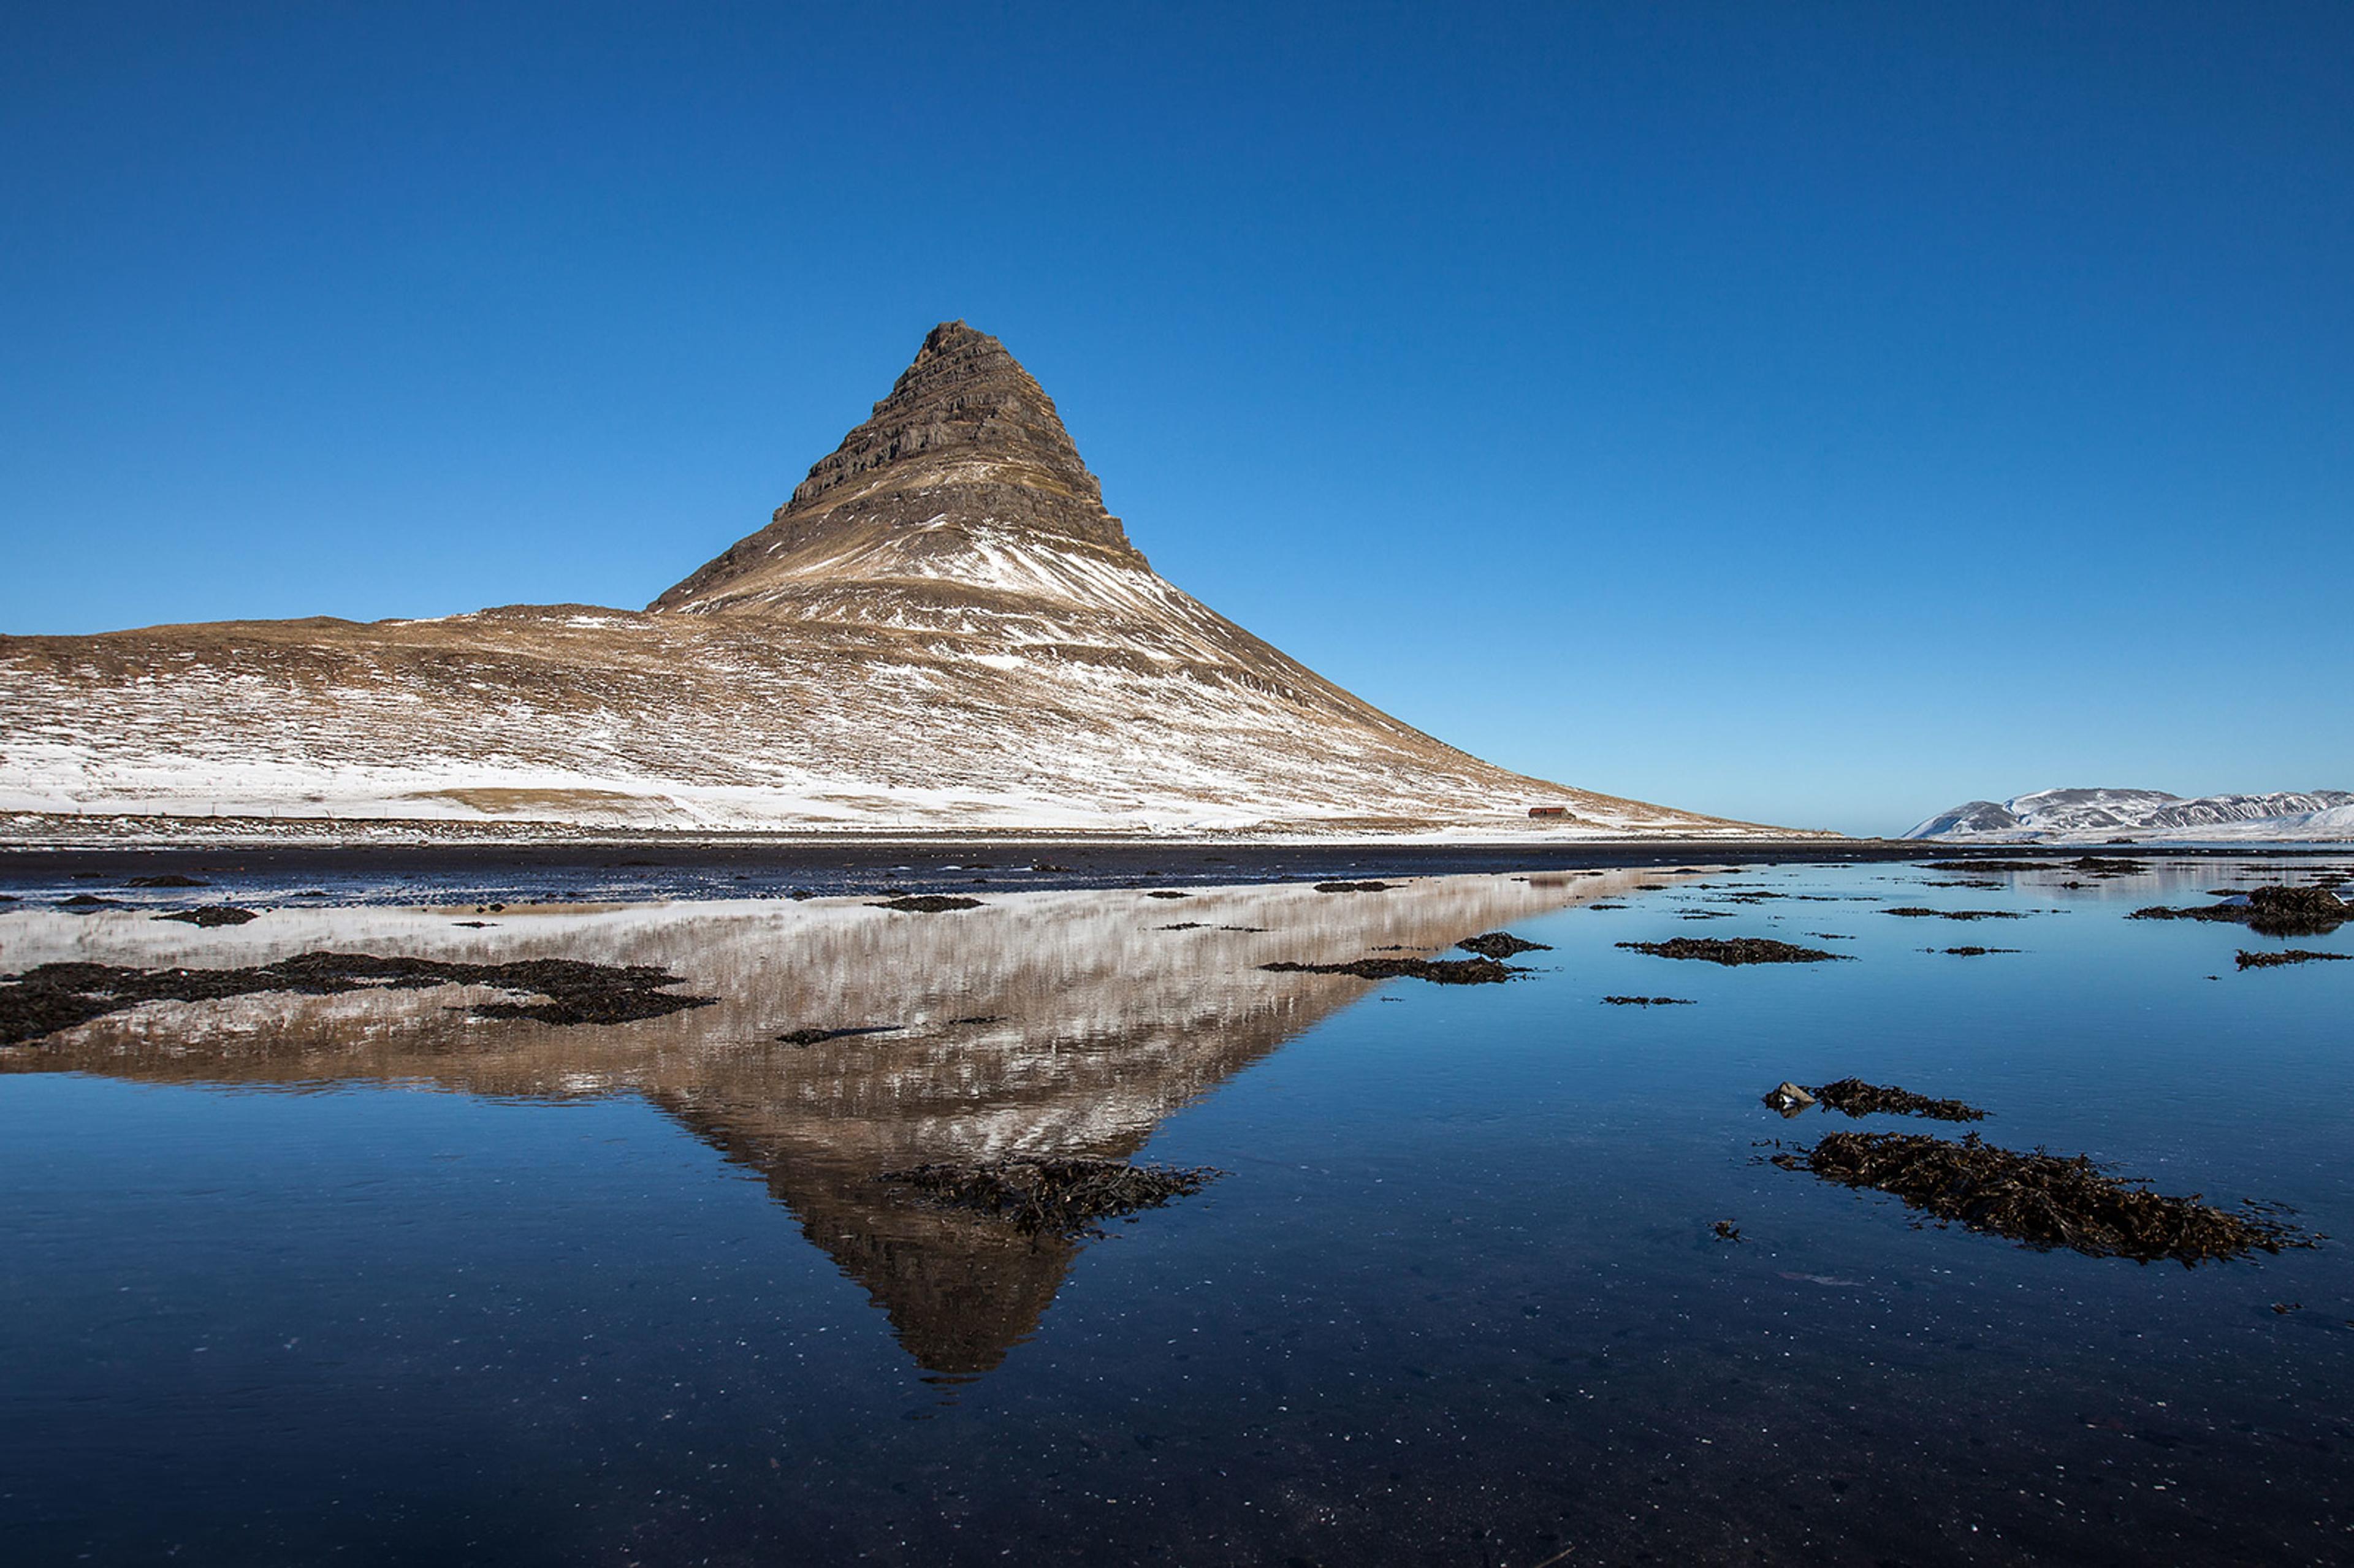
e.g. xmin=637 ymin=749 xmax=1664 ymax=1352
xmin=654 ymin=322 xmax=1143 ymax=612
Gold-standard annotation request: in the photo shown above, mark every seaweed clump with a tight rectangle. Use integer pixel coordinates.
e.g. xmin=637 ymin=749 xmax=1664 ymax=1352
xmin=0 ymin=951 xmax=715 ymax=1046
xmin=878 ymin=1157 xmax=1222 ymax=1238
xmin=1881 ymin=907 xmax=2025 ymax=921
xmin=155 ymin=905 xmax=259 ymax=928
xmin=1261 ymin=956 xmax=1515 ymax=985
xmin=870 ymin=894 xmax=984 ymax=913
xmin=1808 ymin=1078 xmax=1986 ymax=1122
xmin=1456 ymin=931 xmax=1551 ymax=959
xmin=1774 ymin=1132 xmax=2313 ymax=1265
xmin=2131 ymin=886 xmax=2349 ymax=938
xmin=1313 ymin=880 xmax=1395 ymax=894
xmin=1617 ymin=937 xmax=1848 ymax=965
xmin=2235 ymin=949 xmax=2352 ymax=970
xmin=126 ymin=874 xmax=211 ymax=888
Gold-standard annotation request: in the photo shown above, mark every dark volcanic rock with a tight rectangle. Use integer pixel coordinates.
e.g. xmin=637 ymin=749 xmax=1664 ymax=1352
xmin=1616 ymin=937 xmax=1848 ymax=965
xmin=1775 ymin=1132 xmax=2312 ymax=1265
xmin=1 ymin=951 xmax=715 ymax=1046
xmin=1456 ymin=931 xmax=1550 ymax=959
xmin=156 ymin=904 xmax=259 ymax=927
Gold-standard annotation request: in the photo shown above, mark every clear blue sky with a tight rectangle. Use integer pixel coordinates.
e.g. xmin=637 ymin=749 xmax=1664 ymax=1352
xmin=4 ymin=2 xmax=2348 ymax=835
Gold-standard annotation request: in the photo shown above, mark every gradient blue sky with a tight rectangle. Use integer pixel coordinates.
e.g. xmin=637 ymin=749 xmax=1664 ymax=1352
xmin=4 ymin=2 xmax=2348 ymax=834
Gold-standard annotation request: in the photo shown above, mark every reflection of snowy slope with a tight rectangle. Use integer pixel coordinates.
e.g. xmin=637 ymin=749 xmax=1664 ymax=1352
xmin=3 ymin=870 xmax=1646 ymax=1372
xmin=0 ymin=324 xmax=1789 ymax=842
xmin=1904 ymin=787 xmax=2354 ymax=842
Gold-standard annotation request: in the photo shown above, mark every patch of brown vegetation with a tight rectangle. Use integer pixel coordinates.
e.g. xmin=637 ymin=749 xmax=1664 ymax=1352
xmin=1774 ymin=1131 xmax=2313 ymax=1265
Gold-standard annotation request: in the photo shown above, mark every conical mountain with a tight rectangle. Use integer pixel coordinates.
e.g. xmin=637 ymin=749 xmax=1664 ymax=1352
xmin=0 ymin=324 xmax=1805 ymax=837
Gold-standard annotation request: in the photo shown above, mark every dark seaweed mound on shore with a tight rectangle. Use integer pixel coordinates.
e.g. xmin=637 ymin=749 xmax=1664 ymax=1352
xmin=1775 ymin=1131 xmax=2312 ymax=1265
xmin=126 ymin=874 xmax=211 ymax=888
xmin=1456 ymin=931 xmax=1550 ymax=959
xmin=1262 ymin=956 xmax=1516 ymax=985
xmin=1617 ymin=937 xmax=1848 ymax=965
xmin=1882 ymin=907 xmax=2026 ymax=921
xmin=879 ymin=1157 xmax=1222 ymax=1237
xmin=2131 ymin=886 xmax=2349 ymax=938
xmin=1809 ymin=1078 xmax=1986 ymax=1122
xmin=155 ymin=905 xmax=259 ymax=927
xmin=0 ymin=952 xmax=715 ymax=1045
xmin=870 ymin=894 xmax=984 ymax=913
xmin=1313 ymin=880 xmax=1395 ymax=894
xmin=2236 ymin=948 xmax=2352 ymax=970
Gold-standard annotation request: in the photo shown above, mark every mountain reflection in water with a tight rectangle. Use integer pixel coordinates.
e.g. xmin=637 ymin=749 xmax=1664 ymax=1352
xmin=1 ymin=870 xmax=1654 ymax=1376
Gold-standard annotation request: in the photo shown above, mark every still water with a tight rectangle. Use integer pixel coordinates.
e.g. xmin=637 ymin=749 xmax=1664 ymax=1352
xmin=2 ymin=859 xmax=2350 ymax=1564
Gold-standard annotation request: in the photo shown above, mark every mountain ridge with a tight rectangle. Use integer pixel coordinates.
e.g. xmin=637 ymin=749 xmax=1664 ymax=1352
xmin=1905 ymin=786 xmax=2354 ymax=843
xmin=0 ymin=322 xmax=1807 ymax=840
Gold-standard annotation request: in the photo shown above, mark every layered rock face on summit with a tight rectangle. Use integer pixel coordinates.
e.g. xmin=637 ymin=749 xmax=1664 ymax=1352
xmin=1 ymin=322 xmax=1778 ymax=837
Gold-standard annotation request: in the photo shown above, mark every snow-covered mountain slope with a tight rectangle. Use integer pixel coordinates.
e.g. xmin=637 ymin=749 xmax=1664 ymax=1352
xmin=1903 ymin=787 xmax=2354 ymax=842
xmin=1 ymin=321 xmax=1803 ymax=840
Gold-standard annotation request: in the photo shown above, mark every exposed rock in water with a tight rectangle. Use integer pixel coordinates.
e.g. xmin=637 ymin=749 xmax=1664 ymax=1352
xmin=878 ymin=1157 xmax=1222 ymax=1238
xmin=155 ymin=905 xmax=259 ymax=927
xmin=1807 ymin=1078 xmax=1986 ymax=1122
xmin=1456 ymin=931 xmax=1551 ymax=959
xmin=1762 ymin=1082 xmax=1817 ymax=1114
xmin=1314 ymin=880 xmax=1395 ymax=894
xmin=1617 ymin=937 xmax=1848 ymax=965
xmin=0 ymin=951 xmax=716 ymax=1045
xmin=1605 ymin=995 xmax=1694 ymax=1006
xmin=777 ymin=1025 xmax=900 ymax=1046
xmin=2130 ymin=886 xmax=2350 ymax=938
xmin=2235 ymin=949 xmax=2352 ymax=970
xmin=870 ymin=895 xmax=984 ymax=913
xmin=58 ymin=894 xmax=125 ymax=909
xmin=126 ymin=874 xmax=210 ymax=888
xmin=1916 ymin=860 xmax=2055 ymax=873
xmin=2070 ymin=856 xmax=2148 ymax=875
xmin=1260 ymin=956 xmax=1516 ymax=985
xmin=1881 ymin=907 xmax=2026 ymax=921
xmin=1145 ymin=890 xmax=1190 ymax=899
xmin=1773 ymin=1132 xmax=2314 ymax=1265
xmin=1942 ymin=946 xmax=2019 ymax=956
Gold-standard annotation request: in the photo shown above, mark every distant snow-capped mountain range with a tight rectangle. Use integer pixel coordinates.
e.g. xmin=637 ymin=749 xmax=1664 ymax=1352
xmin=1903 ymin=788 xmax=2354 ymax=843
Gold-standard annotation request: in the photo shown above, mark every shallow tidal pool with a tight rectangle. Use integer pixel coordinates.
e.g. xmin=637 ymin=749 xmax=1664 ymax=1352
xmin=2 ymin=858 xmax=2350 ymax=1565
